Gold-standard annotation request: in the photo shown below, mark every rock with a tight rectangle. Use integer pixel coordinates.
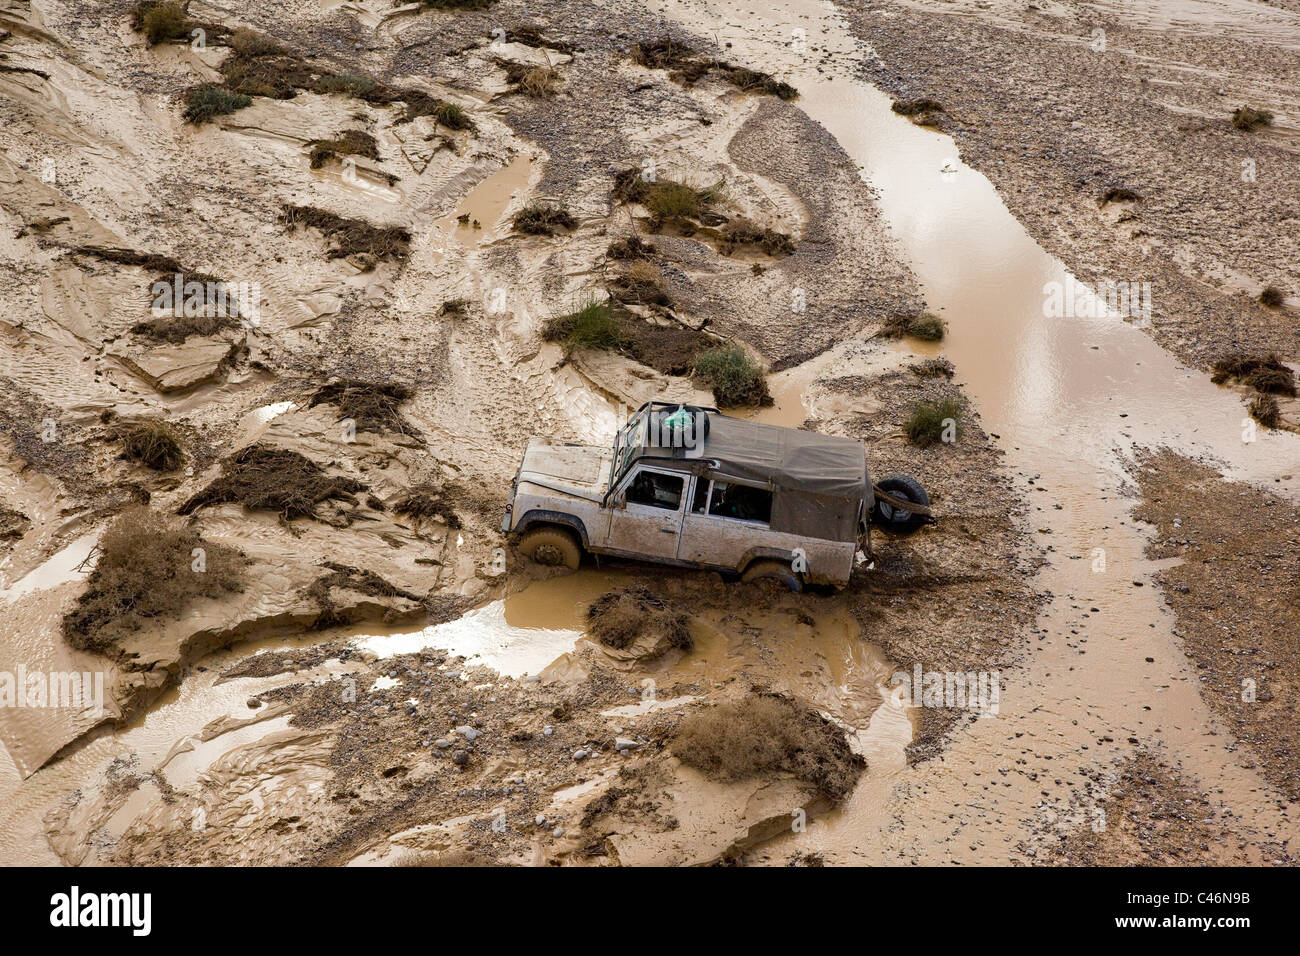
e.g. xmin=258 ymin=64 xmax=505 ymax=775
xmin=452 ymin=750 xmax=469 ymax=766
xmin=535 ymin=814 xmax=546 ymax=826
xmin=246 ymin=698 xmax=262 ymax=709
xmin=573 ymin=749 xmax=589 ymax=760
xmin=456 ymin=724 xmax=481 ymax=741
xmin=615 ymin=737 xmax=641 ymax=751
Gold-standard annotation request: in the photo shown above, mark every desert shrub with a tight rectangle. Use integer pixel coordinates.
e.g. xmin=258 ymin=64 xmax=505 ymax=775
xmin=607 ymin=235 xmax=658 ymax=260
xmin=418 ymin=0 xmax=497 ymax=8
xmin=542 ymin=298 xmax=629 ymax=354
xmin=131 ymin=313 xmax=240 ymax=343
xmin=722 ymin=66 xmax=796 ymax=100
xmin=720 ymin=219 xmax=796 ymax=256
xmin=586 ymin=587 xmax=691 ymax=651
xmin=281 ymin=205 xmax=411 ymax=262
xmin=182 ymin=84 xmax=251 ymax=124
xmin=1259 ymin=285 xmax=1286 ymax=308
xmin=1231 ymin=106 xmax=1273 ymax=130
xmin=881 ymin=312 xmax=945 ymax=341
xmin=307 ymin=561 xmax=426 ymax=629
xmin=313 ymin=72 xmax=377 ymax=98
xmin=178 ymin=444 xmax=366 ymax=520
xmin=1249 ymin=393 xmax=1281 ymax=428
xmin=892 ymin=97 xmax=944 ymax=116
xmin=309 ymin=379 xmax=418 ymax=435
xmin=119 ymin=419 xmax=184 ymax=471
xmin=630 ymin=37 xmax=696 ymax=70
xmin=648 ymin=181 xmax=723 ymax=229
xmin=227 ymin=28 xmax=284 ymax=57
xmin=512 ymin=203 xmax=577 ymax=236
xmin=0 ymin=505 xmax=28 ymax=542
xmin=1100 ymin=186 xmax=1142 ymax=204
xmin=1211 ymin=353 xmax=1296 ymax=395
xmin=630 ymin=39 xmax=794 ymax=97
xmin=308 ymin=130 xmax=380 ymax=169
xmin=909 ymin=357 xmax=955 ymax=378
xmin=499 ymin=61 xmax=562 ymax=97
xmin=674 ymin=692 xmax=864 ymax=801
xmin=905 ymin=397 xmax=963 ymax=447
xmin=392 ymin=485 xmax=461 ymax=529
xmin=432 ymin=101 xmax=472 ymax=129
xmin=62 ymin=507 xmax=246 ymax=653
xmin=131 ymin=1 xmax=190 ymax=46
xmin=906 ymin=314 xmax=946 ymax=341
xmin=609 ymin=259 xmax=670 ymax=306
xmin=692 ymin=344 xmax=770 ymax=407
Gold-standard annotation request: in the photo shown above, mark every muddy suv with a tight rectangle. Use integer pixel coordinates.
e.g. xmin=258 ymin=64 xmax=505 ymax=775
xmin=502 ymin=402 xmax=930 ymax=589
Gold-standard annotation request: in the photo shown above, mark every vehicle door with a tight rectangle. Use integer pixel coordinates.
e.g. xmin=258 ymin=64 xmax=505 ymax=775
xmin=603 ymin=465 xmax=688 ymax=559
xmin=677 ymin=476 xmax=775 ymax=568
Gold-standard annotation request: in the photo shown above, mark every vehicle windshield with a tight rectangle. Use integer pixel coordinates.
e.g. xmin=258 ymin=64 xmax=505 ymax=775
xmin=612 ymin=407 xmax=649 ymax=488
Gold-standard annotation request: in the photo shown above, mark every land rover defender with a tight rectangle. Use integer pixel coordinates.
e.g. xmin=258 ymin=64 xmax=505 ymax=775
xmin=501 ymin=401 xmax=930 ymax=589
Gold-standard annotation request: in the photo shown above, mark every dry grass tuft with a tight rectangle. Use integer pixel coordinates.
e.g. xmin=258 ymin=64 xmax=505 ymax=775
xmin=119 ymin=419 xmax=184 ymax=471
xmin=1231 ymin=106 xmax=1274 ymax=131
xmin=512 ymin=203 xmax=577 ymax=236
xmin=178 ymin=444 xmax=366 ymax=520
xmin=1211 ymin=353 xmax=1296 ymax=395
xmin=1259 ymin=285 xmax=1286 ymax=308
xmin=308 ymin=130 xmax=380 ymax=169
xmin=674 ymin=692 xmax=864 ymax=801
xmin=281 ymin=205 xmax=411 ymax=263
xmin=905 ymin=397 xmax=963 ymax=447
xmin=720 ymin=219 xmax=796 ymax=256
xmin=1249 ymin=393 xmax=1281 ymax=428
xmin=586 ymin=587 xmax=691 ymax=651
xmin=63 ymin=507 xmax=247 ymax=653
xmin=692 ymin=344 xmax=771 ymax=407
xmin=392 ymin=485 xmax=461 ymax=529
xmin=881 ymin=312 xmax=945 ymax=341
xmin=308 ymin=379 xmax=418 ymax=436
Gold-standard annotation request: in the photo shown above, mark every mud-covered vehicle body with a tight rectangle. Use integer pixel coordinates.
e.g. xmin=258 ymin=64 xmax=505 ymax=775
xmin=502 ymin=402 xmax=930 ymax=589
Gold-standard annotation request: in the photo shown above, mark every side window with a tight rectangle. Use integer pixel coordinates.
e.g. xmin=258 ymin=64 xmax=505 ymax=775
xmin=626 ymin=469 xmax=685 ymax=510
xmin=707 ymin=481 xmax=772 ymax=524
xmin=691 ymin=478 xmax=711 ymax=514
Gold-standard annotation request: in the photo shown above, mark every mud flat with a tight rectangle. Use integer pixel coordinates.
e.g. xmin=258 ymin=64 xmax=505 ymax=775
xmin=1 ymin=0 xmax=1294 ymax=868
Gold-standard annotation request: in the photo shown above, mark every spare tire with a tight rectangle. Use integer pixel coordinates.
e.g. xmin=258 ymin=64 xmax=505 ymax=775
xmin=872 ymin=474 xmax=930 ymax=535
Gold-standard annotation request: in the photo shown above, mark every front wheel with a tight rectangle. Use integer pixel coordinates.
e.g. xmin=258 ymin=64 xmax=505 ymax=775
xmin=518 ymin=526 xmax=582 ymax=570
xmin=741 ymin=559 xmax=803 ymax=592
xmin=872 ymin=474 xmax=930 ymax=535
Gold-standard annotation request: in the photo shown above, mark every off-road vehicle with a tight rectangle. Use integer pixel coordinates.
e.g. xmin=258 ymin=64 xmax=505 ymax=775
xmin=502 ymin=401 xmax=931 ymax=589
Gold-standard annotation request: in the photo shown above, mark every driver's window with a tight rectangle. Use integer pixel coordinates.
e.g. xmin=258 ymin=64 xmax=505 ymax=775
xmin=625 ymin=469 xmax=684 ymax=510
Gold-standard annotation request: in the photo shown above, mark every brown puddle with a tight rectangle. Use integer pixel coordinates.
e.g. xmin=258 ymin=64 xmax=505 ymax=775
xmin=438 ymin=154 xmax=537 ymax=248
xmin=662 ymin=0 xmax=1300 ymax=863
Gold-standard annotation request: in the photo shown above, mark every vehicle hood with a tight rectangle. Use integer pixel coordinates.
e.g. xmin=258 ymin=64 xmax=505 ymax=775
xmin=516 ymin=438 xmax=611 ymax=502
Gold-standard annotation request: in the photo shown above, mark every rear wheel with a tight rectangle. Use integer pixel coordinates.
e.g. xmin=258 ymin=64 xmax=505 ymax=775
xmin=518 ymin=526 xmax=582 ymax=570
xmin=741 ymin=559 xmax=803 ymax=592
xmin=872 ymin=474 xmax=930 ymax=535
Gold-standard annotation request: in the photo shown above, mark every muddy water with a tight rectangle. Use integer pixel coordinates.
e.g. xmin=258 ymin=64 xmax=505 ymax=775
xmin=661 ymin=0 xmax=1300 ymax=863
xmin=355 ymin=569 xmax=639 ymax=677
